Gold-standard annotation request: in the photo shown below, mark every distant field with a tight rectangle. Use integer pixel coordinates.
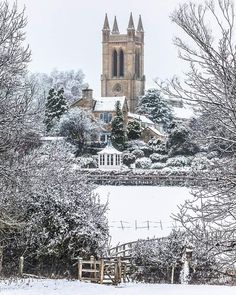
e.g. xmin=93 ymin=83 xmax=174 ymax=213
xmin=95 ymin=186 xmax=191 ymax=246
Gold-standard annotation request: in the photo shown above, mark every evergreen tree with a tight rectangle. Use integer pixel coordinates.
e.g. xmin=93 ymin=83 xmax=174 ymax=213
xmin=137 ymin=88 xmax=173 ymax=131
xmin=44 ymin=88 xmax=68 ymax=132
xmin=111 ymin=101 xmax=126 ymax=149
xmin=127 ymin=120 xmax=141 ymax=140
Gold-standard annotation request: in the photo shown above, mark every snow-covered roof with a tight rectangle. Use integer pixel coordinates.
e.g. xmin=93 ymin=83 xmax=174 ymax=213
xmin=98 ymin=144 xmax=123 ymax=155
xmin=128 ymin=112 xmax=154 ymax=125
xmin=93 ymin=96 xmax=126 ymax=112
xmin=146 ymin=126 xmax=165 ymax=138
xmin=173 ymin=106 xmax=195 ymax=120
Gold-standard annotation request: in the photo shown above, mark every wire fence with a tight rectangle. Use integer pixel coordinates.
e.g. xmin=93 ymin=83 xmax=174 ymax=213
xmin=109 ymin=220 xmax=182 ymax=231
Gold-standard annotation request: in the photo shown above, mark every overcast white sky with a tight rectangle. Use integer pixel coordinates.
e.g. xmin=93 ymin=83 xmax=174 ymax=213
xmin=12 ymin=0 xmax=202 ymax=97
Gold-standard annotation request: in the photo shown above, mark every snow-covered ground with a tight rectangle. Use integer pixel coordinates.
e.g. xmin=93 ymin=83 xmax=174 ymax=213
xmin=0 ymin=280 xmax=235 ymax=295
xmin=95 ymin=186 xmax=191 ymax=246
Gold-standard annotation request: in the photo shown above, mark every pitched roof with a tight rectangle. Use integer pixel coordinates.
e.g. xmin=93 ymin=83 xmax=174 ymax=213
xmin=145 ymin=126 xmax=165 ymax=138
xmin=98 ymin=144 xmax=122 ymax=155
xmin=93 ymin=96 xmax=126 ymax=112
xmin=128 ymin=112 xmax=154 ymax=125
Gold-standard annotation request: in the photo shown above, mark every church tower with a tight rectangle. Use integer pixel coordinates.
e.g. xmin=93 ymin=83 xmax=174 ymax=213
xmin=101 ymin=13 xmax=145 ymax=113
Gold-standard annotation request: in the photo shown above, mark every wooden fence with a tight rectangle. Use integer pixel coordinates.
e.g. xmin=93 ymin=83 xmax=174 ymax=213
xmin=83 ymin=170 xmax=217 ymax=186
xmin=77 ymin=255 xmax=132 ymax=285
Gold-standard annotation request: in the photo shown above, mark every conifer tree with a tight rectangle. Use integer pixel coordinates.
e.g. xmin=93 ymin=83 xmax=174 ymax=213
xmin=111 ymin=101 xmax=126 ymax=148
xmin=127 ymin=120 xmax=141 ymax=140
xmin=44 ymin=88 xmax=68 ymax=132
xmin=138 ymin=88 xmax=173 ymax=131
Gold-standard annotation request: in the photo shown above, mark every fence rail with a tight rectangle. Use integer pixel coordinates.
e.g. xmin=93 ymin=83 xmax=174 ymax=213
xmin=82 ymin=170 xmax=218 ymax=186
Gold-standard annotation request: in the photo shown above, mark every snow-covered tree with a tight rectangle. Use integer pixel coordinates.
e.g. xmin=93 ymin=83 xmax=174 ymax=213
xmin=137 ymin=89 xmax=173 ymax=131
xmin=29 ymin=69 xmax=85 ymax=107
xmin=2 ymin=140 xmax=109 ymax=275
xmin=127 ymin=121 xmax=141 ymax=140
xmin=166 ymin=124 xmax=199 ymax=156
xmin=58 ymin=108 xmax=98 ymax=154
xmin=44 ymin=88 xmax=68 ymax=132
xmin=111 ymin=101 xmax=126 ymax=149
xmin=157 ymin=0 xmax=236 ymax=275
xmin=0 ymin=1 xmax=33 ymax=188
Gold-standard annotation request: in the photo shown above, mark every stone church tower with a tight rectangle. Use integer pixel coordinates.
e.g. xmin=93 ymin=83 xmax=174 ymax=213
xmin=101 ymin=13 xmax=145 ymax=113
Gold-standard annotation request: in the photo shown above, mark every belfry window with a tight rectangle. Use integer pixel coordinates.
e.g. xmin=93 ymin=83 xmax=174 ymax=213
xmin=135 ymin=50 xmax=140 ymax=78
xmin=119 ymin=49 xmax=124 ymax=77
xmin=112 ymin=50 xmax=118 ymax=77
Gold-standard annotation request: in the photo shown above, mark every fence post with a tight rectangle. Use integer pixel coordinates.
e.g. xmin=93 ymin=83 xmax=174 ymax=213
xmin=171 ymin=265 xmax=175 ymax=284
xmin=99 ymin=259 xmax=104 ymax=284
xmin=19 ymin=256 xmax=24 ymax=277
xmin=78 ymin=257 xmax=83 ymax=280
xmin=0 ymin=246 xmax=3 ymax=276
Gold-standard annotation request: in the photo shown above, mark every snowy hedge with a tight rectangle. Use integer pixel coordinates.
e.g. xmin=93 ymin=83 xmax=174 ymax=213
xmin=132 ymin=149 xmax=145 ymax=159
xmin=166 ymin=156 xmax=192 ymax=167
xmin=150 ymin=153 xmax=168 ymax=163
xmin=135 ymin=157 xmax=152 ymax=169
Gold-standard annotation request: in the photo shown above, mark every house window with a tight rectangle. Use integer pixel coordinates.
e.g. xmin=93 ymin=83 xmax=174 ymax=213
xmin=116 ymin=155 xmax=120 ymax=165
xmin=107 ymin=154 xmax=110 ymax=165
xmin=99 ymin=132 xmax=110 ymax=143
xmin=100 ymin=112 xmax=112 ymax=123
xmin=110 ymin=154 xmax=114 ymax=165
xmin=99 ymin=154 xmax=105 ymax=165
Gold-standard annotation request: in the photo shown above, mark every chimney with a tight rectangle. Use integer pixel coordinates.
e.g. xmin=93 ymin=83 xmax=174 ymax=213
xmin=82 ymin=88 xmax=93 ymax=99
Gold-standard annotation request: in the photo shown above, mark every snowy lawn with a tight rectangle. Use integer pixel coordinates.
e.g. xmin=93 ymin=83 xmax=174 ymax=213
xmin=0 ymin=280 xmax=235 ymax=295
xmin=95 ymin=186 xmax=191 ymax=246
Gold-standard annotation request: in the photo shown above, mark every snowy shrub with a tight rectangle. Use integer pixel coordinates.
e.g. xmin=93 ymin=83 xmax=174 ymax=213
xmin=166 ymin=125 xmax=199 ymax=156
xmin=151 ymin=162 xmax=166 ymax=170
xmin=150 ymin=153 xmax=168 ymax=163
xmin=123 ymin=153 xmax=136 ymax=167
xmin=166 ymin=156 xmax=192 ymax=167
xmin=79 ymin=156 xmax=98 ymax=168
xmin=132 ymin=231 xmax=185 ymax=283
xmin=126 ymin=140 xmax=147 ymax=151
xmin=135 ymin=157 xmax=152 ymax=169
xmin=152 ymin=142 xmax=167 ymax=155
xmin=2 ymin=143 xmax=108 ymax=276
xmin=140 ymin=146 xmax=154 ymax=157
xmin=191 ymin=156 xmax=211 ymax=171
xmin=132 ymin=149 xmax=145 ymax=159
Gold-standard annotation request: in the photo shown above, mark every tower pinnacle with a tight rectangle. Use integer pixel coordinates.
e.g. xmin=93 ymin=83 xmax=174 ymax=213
xmin=112 ymin=16 xmax=119 ymax=34
xmin=137 ymin=15 xmax=144 ymax=32
xmin=127 ymin=12 xmax=135 ymax=30
xmin=103 ymin=13 xmax=110 ymax=31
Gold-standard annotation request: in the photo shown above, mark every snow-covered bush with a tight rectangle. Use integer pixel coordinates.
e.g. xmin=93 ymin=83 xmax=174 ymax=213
xmin=150 ymin=153 xmax=168 ymax=163
xmin=79 ymin=156 xmax=98 ymax=168
xmin=140 ymin=146 xmax=154 ymax=157
xmin=166 ymin=156 xmax=192 ymax=167
xmin=126 ymin=140 xmax=147 ymax=151
xmin=132 ymin=149 xmax=145 ymax=159
xmin=132 ymin=231 xmax=185 ymax=283
xmin=191 ymin=156 xmax=212 ymax=171
xmin=166 ymin=125 xmax=199 ymax=156
xmin=123 ymin=153 xmax=136 ymax=167
xmin=152 ymin=142 xmax=167 ymax=155
xmin=151 ymin=162 xmax=166 ymax=170
xmin=135 ymin=157 xmax=152 ymax=169
xmin=2 ymin=142 xmax=108 ymax=276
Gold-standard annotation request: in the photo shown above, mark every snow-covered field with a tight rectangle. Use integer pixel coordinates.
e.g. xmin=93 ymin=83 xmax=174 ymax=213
xmin=0 ymin=280 xmax=235 ymax=295
xmin=95 ymin=186 xmax=191 ymax=246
